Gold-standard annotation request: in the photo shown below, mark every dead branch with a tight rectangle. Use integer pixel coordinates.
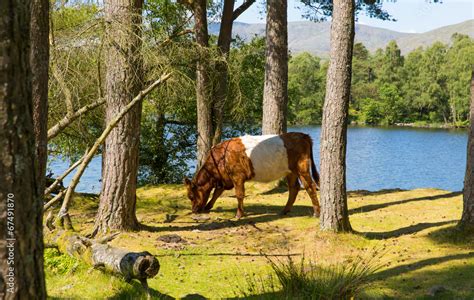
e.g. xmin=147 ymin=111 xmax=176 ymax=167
xmin=45 ymin=210 xmax=55 ymax=231
xmin=52 ymin=64 xmax=75 ymax=116
xmin=44 ymin=189 xmax=67 ymax=211
xmin=232 ymin=0 xmax=256 ymax=21
xmin=159 ymin=29 xmax=194 ymax=48
xmin=57 ymin=73 xmax=172 ymax=229
xmin=48 ymin=98 xmax=106 ymax=140
xmin=44 ymin=155 xmax=85 ymax=195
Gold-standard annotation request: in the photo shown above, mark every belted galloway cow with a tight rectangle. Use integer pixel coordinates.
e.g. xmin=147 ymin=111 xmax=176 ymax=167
xmin=184 ymin=132 xmax=320 ymax=218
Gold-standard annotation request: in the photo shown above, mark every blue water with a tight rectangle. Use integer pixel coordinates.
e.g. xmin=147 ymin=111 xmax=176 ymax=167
xmin=48 ymin=126 xmax=468 ymax=193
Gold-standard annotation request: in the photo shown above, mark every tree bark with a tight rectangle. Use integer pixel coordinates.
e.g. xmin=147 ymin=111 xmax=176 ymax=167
xmin=460 ymin=71 xmax=474 ymax=231
xmin=319 ymin=0 xmax=355 ymax=232
xmin=194 ymin=0 xmax=213 ymax=167
xmin=94 ymin=0 xmax=144 ymax=233
xmin=30 ymin=0 xmax=50 ymax=194
xmin=211 ymin=0 xmax=235 ymax=146
xmin=262 ymin=0 xmax=288 ymax=135
xmin=0 ymin=0 xmax=47 ymax=297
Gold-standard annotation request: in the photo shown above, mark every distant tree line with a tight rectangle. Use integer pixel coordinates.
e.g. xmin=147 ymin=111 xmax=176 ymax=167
xmin=288 ymin=35 xmax=474 ymax=127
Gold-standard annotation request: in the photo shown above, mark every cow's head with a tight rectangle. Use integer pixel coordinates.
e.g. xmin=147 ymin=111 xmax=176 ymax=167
xmin=184 ymin=177 xmax=209 ymax=213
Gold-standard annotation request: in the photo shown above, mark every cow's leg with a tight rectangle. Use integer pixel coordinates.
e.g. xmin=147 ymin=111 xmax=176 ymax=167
xmin=298 ymin=160 xmax=321 ymax=217
xmin=203 ymin=187 xmax=225 ymax=212
xmin=234 ymin=181 xmax=245 ymax=219
xmin=281 ymin=173 xmax=300 ymax=215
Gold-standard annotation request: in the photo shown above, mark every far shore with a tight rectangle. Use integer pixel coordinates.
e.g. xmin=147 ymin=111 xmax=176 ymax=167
xmin=344 ymin=121 xmax=468 ymax=130
xmin=393 ymin=122 xmax=467 ymax=129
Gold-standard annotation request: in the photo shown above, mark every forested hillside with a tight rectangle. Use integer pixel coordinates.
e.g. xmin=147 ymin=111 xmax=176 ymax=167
xmin=210 ymin=19 xmax=474 ymax=56
xmin=289 ymin=35 xmax=474 ymax=127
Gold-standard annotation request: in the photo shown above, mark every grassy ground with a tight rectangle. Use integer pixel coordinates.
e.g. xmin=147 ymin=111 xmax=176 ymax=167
xmin=45 ymin=183 xmax=474 ymax=299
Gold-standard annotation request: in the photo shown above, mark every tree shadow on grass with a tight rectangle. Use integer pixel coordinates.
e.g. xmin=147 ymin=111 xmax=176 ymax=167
xmin=154 ymin=252 xmax=300 ymax=258
xmin=373 ymin=252 xmax=474 ymax=281
xmin=427 ymin=224 xmax=474 ymax=248
xmin=140 ymin=204 xmax=316 ymax=233
xmin=372 ymin=254 xmax=474 ymax=299
xmin=107 ymin=280 xmax=174 ymax=300
xmin=259 ymin=182 xmax=288 ymax=195
xmin=349 ymin=191 xmax=461 ymax=215
xmin=348 ymin=188 xmax=406 ymax=197
xmin=228 ymin=291 xmax=283 ymax=300
xmin=180 ymin=293 xmax=209 ymax=300
xmin=359 ymin=220 xmax=456 ymax=240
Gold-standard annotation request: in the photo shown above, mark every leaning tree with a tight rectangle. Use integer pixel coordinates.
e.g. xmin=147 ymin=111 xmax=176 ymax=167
xmin=0 ymin=0 xmax=47 ymax=297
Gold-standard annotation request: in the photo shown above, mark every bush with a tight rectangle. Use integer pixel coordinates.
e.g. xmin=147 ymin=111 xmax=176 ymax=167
xmin=237 ymin=254 xmax=382 ymax=299
xmin=360 ymin=98 xmax=383 ymax=125
xmin=44 ymin=248 xmax=83 ymax=275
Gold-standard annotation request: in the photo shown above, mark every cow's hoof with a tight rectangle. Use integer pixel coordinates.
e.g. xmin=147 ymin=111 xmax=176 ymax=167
xmin=279 ymin=210 xmax=289 ymax=216
xmin=313 ymin=212 xmax=320 ymax=218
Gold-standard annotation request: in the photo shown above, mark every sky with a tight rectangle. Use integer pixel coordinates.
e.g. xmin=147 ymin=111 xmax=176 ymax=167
xmin=234 ymin=0 xmax=474 ymax=33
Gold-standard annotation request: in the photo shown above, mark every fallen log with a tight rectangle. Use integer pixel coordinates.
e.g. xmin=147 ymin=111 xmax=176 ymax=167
xmin=47 ymin=230 xmax=159 ymax=297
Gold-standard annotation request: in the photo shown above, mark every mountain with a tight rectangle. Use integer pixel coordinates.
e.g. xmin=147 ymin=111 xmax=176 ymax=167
xmin=396 ymin=20 xmax=474 ymax=53
xmin=209 ymin=20 xmax=474 ymax=57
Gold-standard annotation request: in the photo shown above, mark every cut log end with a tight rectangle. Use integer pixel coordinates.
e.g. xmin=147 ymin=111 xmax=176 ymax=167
xmin=91 ymin=244 xmax=160 ymax=281
xmin=47 ymin=230 xmax=160 ymax=284
xmin=134 ymin=253 xmax=160 ymax=279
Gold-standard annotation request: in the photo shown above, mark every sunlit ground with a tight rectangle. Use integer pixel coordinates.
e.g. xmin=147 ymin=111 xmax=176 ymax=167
xmin=45 ymin=183 xmax=474 ymax=299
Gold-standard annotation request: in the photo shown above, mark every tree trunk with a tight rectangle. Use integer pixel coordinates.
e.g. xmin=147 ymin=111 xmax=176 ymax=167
xmin=187 ymin=0 xmax=255 ymax=159
xmin=212 ymin=0 xmax=235 ymax=146
xmin=460 ymin=72 xmax=474 ymax=231
xmin=319 ymin=0 xmax=355 ymax=232
xmin=262 ymin=0 xmax=288 ymax=135
xmin=30 ymin=0 xmax=49 ymax=193
xmin=194 ymin=0 xmax=213 ymax=167
xmin=0 ymin=0 xmax=47 ymax=297
xmin=94 ymin=0 xmax=144 ymax=233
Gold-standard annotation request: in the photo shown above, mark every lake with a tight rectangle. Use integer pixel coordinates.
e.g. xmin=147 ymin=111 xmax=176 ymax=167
xmin=48 ymin=125 xmax=468 ymax=194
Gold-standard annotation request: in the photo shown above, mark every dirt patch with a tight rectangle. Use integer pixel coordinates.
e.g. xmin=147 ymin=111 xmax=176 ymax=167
xmin=157 ymin=234 xmax=189 ymax=250
xmin=191 ymin=214 xmax=211 ymax=221
xmin=158 ymin=234 xmax=187 ymax=244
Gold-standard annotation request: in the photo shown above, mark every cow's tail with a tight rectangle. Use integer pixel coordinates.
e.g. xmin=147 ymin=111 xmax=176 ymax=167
xmin=309 ymin=137 xmax=320 ymax=189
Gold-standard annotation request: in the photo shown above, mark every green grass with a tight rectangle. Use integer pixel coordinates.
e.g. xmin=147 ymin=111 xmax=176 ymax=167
xmin=45 ymin=183 xmax=474 ymax=299
xmin=237 ymin=252 xmax=383 ymax=299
